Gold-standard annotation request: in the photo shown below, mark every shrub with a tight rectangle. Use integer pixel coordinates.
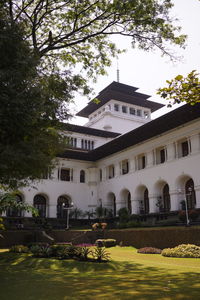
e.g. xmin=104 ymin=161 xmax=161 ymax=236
xmin=118 ymin=207 xmax=130 ymax=223
xmin=178 ymin=210 xmax=199 ymax=223
xmin=178 ymin=210 xmax=186 ymax=222
xmin=92 ymin=223 xmax=100 ymax=230
xmin=76 ymin=243 xmax=95 ymax=247
xmin=162 ymin=244 xmax=200 ymax=258
xmin=92 ymin=247 xmax=110 ymax=262
xmin=27 ymin=242 xmax=49 ymax=249
xmin=95 ymin=239 xmax=116 ymax=248
xmin=0 ymin=218 xmax=5 ymax=230
xmin=55 ymin=244 xmax=77 ymax=259
xmin=127 ymin=221 xmax=141 ymax=228
xmin=137 ymin=247 xmax=162 ymax=254
xmin=116 ymin=222 xmax=128 ymax=229
xmin=189 ymin=210 xmax=199 ymax=221
xmin=10 ymin=245 xmax=29 ymax=253
xmin=100 ymin=223 xmax=107 ymax=230
xmin=103 ymin=239 xmax=116 ymax=248
xmin=30 ymin=245 xmax=53 ymax=258
xmin=92 ymin=223 xmax=107 ymax=230
xmin=76 ymin=246 xmax=92 ymax=261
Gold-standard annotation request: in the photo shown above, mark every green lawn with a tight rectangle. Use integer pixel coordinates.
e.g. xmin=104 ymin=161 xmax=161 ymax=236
xmin=0 ymin=247 xmax=200 ymax=300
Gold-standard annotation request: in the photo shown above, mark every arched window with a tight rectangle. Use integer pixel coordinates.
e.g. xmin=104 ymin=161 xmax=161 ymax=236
xmin=33 ymin=195 xmax=46 ymax=217
xmin=163 ymin=184 xmax=171 ymax=212
xmin=144 ymin=189 xmax=149 ymax=214
xmin=57 ymin=196 xmax=71 ymax=218
xmin=127 ymin=192 xmax=132 ymax=214
xmin=6 ymin=194 xmax=23 ymax=217
xmin=80 ymin=170 xmax=85 ymax=183
xmin=185 ymin=179 xmax=196 ymax=209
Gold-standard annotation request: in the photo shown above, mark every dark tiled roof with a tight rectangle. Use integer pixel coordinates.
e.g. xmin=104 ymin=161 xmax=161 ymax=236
xmin=61 ymin=123 xmax=120 ymax=138
xmin=59 ymin=103 xmax=200 ymax=161
xmin=77 ymin=81 xmax=164 ymax=117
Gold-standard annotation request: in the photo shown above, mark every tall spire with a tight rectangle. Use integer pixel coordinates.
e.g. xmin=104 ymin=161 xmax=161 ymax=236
xmin=117 ymin=58 xmax=120 ymax=82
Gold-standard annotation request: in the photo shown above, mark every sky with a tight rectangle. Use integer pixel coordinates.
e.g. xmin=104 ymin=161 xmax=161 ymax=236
xmin=70 ymin=0 xmax=200 ymax=125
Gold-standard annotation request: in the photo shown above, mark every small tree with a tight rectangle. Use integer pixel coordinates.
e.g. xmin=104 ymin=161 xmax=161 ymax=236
xmin=118 ymin=207 xmax=130 ymax=223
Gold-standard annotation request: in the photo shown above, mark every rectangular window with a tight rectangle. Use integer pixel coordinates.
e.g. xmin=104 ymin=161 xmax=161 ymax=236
xmin=142 ymin=156 xmax=146 ymax=169
xmin=114 ymin=104 xmax=119 ymax=111
xmin=129 ymin=107 xmax=135 ymax=115
xmin=121 ymin=160 xmax=129 ymax=174
xmin=60 ymin=169 xmax=70 ymax=181
xmin=160 ymin=149 xmax=166 ymax=163
xmin=137 ymin=109 xmax=141 ymax=117
xmin=122 ymin=106 xmax=127 ymax=113
xmin=182 ymin=141 xmax=189 ymax=157
xmin=144 ymin=111 xmax=149 ymax=118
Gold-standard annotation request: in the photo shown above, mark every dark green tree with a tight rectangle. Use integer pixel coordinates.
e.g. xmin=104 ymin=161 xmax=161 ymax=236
xmin=0 ymin=0 xmax=186 ymax=190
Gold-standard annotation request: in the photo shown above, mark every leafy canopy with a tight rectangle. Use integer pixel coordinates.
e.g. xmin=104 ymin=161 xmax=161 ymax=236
xmin=0 ymin=192 xmax=38 ymax=216
xmin=7 ymin=0 xmax=186 ymax=79
xmin=157 ymin=70 xmax=200 ymax=106
xmin=0 ymin=0 xmax=186 ymax=190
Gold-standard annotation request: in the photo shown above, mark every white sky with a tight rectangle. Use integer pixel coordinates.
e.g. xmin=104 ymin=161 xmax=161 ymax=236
xmin=70 ymin=0 xmax=200 ymax=125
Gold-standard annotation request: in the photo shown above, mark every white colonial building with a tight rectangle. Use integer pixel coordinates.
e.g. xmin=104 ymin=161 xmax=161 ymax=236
xmin=5 ymin=82 xmax=200 ymax=222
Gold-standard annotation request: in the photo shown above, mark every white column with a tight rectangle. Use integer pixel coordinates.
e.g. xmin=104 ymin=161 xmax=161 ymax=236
xmin=149 ymin=194 xmax=157 ymax=213
xmin=166 ymin=143 xmax=176 ymax=161
xmin=131 ymin=200 xmax=139 ymax=214
xmin=146 ymin=150 xmax=154 ymax=168
xmin=49 ymin=204 xmax=57 ymax=218
xmin=115 ymin=162 xmax=121 ymax=177
xmin=195 ymin=185 xmax=200 ymax=209
xmin=190 ymin=134 xmax=200 ymax=155
xmin=129 ymin=158 xmax=135 ymax=172
xmin=169 ymin=190 xmax=181 ymax=211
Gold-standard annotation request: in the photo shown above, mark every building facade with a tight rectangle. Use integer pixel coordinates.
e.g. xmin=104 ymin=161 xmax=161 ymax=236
xmin=4 ymin=82 xmax=200 ymax=221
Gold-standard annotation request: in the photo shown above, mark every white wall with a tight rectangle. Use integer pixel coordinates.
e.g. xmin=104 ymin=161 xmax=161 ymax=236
xmin=19 ymin=118 xmax=200 ymax=218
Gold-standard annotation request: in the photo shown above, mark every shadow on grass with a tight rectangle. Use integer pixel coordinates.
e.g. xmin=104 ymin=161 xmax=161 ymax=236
xmin=0 ymin=252 xmax=200 ymax=300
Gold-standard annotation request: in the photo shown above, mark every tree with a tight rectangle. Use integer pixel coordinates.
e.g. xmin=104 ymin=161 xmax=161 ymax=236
xmin=0 ymin=9 xmax=89 ymax=189
xmin=0 ymin=193 xmax=38 ymax=216
xmin=157 ymin=70 xmax=200 ymax=106
xmin=0 ymin=0 xmax=186 ymax=189
xmin=6 ymin=0 xmax=186 ymax=79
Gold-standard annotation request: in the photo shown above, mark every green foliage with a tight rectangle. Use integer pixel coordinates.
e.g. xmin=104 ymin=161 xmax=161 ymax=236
xmin=4 ymin=0 xmax=186 ymax=86
xmin=92 ymin=246 xmax=110 ymax=262
xmin=10 ymin=245 xmax=29 ymax=253
xmin=96 ymin=239 xmax=116 ymax=248
xmin=158 ymin=70 xmax=200 ymax=106
xmin=118 ymin=207 xmax=130 ymax=223
xmin=75 ymin=246 xmax=92 ymax=261
xmin=178 ymin=210 xmax=199 ymax=222
xmin=0 ymin=218 xmax=5 ymax=230
xmin=0 ymin=0 xmax=186 ymax=189
xmin=0 ymin=192 xmax=38 ymax=216
xmin=0 ymin=13 xmax=69 ymax=189
xmin=30 ymin=245 xmax=53 ymax=258
xmin=69 ymin=208 xmax=83 ymax=219
xmin=55 ymin=244 xmax=77 ymax=260
xmin=162 ymin=244 xmax=200 ymax=258
xmin=137 ymin=247 xmax=162 ymax=254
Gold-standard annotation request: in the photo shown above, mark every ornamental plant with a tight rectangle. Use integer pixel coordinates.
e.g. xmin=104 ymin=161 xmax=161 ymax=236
xmin=162 ymin=244 xmax=200 ymax=258
xmin=10 ymin=245 xmax=29 ymax=253
xmin=92 ymin=247 xmax=110 ymax=262
xmin=137 ymin=247 xmax=162 ymax=254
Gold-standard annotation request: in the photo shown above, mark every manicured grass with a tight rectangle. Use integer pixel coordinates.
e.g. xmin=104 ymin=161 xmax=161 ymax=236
xmin=1 ymin=246 xmax=200 ymax=299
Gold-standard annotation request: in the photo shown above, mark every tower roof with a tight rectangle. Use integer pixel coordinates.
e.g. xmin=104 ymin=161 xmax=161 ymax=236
xmin=77 ymin=81 xmax=164 ymax=118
